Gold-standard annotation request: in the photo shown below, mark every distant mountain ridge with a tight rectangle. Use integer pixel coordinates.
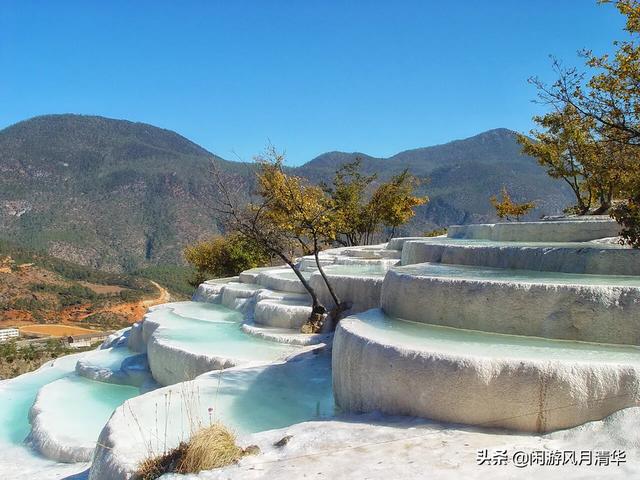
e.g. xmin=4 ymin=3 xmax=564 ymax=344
xmin=297 ymin=128 xmax=532 ymax=178
xmin=0 ymin=114 xmax=574 ymax=272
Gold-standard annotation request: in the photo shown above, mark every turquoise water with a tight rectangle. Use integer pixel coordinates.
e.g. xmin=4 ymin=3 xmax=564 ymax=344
xmin=147 ymin=302 xmax=301 ymax=361
xmin=0 ymin=301 xmax=321 ymax=470
xmin=122 ymin=350 xmax=335 ymax=446
xmin=0 ymin=354 xmax=82 ymax=444
xmin=323 ymin=264 xmax=388 ymax=277
xmin=355 ymin=310 xmax=640 ymax=363
xmin=0 ymin=346 xmax=138 ymax=475
xmin=413 ymin=237 xmax=628 ymax=250
xmin=216 ymin=350 xmax=335 ymax=433
xmin=0 ymin=347 xmax=134 ymax=445
xmin=266 ymin=269 xmax=312 ymax=280
xmin=34 ymin=376 xmax=139 ymax=446
xmin=395 ymin=262 xmax=640 ymax=287
xmin=0 ymin=301 xmax=301 ymax=465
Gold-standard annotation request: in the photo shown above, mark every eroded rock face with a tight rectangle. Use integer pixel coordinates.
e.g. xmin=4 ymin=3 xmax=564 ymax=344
xmin=400 ymin=239 xmax=640 ymax=275
xmin=332 ymin=310 xmax=640 ymax=433
xmin=381 ymin=266 xmax=640 ymax=345
xmin=309 ymin=271 xmax=384 ymax=314
xmin=447 ymin=219 xmax=621 ymax=243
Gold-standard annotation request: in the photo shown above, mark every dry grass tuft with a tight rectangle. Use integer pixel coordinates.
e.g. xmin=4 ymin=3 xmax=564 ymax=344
xmin=135 ymin=423 xmax=244 ymax=479
xmin=176 ymin=423 xmax=244 ymax=473
xmin=136 ymin=443 xmax=188 ymax=480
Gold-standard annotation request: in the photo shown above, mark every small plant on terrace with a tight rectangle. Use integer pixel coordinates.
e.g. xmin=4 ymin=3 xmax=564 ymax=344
xmin=136 ymin=423 xmax=250 ymax=479
xmin=184 ymin=233 xmax=271 ymax=287
xmin=490 ymin=187 xmax=535 ymax=222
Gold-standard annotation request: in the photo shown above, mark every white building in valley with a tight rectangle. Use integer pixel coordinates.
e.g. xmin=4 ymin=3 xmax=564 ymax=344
xmin=0 ymin=328 xmax=19 ymax=342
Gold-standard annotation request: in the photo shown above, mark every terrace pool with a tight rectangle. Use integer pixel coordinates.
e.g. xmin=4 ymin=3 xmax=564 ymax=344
xmin=353 ymin=309 xmax=640 ymax=363
xmin=395 ymin=262 xmax=640 ymax=287
xmin=147 ymin=302 xmax=301 ymax=362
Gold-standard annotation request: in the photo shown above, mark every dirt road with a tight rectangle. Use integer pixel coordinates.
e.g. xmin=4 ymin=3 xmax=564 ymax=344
xmin=143 ymin=280 xmax=171 ymax=307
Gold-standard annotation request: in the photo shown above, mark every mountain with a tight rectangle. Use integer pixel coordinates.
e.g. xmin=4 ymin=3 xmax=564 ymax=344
xmin=295 ymin=128 xmax=574 ymax=233
xmin=0 ymin=114 xmax=574 ymax=272
xmin=0 ymin=114 xmax=243 ymax=272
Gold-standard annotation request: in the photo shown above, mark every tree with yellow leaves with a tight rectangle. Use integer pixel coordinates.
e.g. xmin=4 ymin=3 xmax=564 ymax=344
xmin=526 ymin=0 xmax=640 ymax=243
xmin=255 ymin=149 xmax=344 ymax=320
xmin=490 ymin=187 xmax=535 ymax=222
xmin=211 ymin=148 xmax=345 ymax=331
xmin=211 ymin=149 xmax=428 ymax=331
xmin=184 ymin=234 xmax=271 ymax=287
xmin=324 ymin=160 xmax=428 ymax=246
xmin=367 ymin=170 xmax=428 ymax=239
xmin=517 ymin=104 xmax=602 ymax=214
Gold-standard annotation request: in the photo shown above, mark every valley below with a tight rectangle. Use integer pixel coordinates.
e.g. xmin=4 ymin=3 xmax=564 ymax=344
xmin=0 ymin=244 xmax=175 ymax=379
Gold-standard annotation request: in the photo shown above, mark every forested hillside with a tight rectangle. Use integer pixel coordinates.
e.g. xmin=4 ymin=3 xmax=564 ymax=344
xmin=0 ymin=115 xmax=574 ymax=272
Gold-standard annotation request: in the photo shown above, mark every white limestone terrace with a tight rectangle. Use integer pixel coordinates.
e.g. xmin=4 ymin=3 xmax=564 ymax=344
xmin=447 ymin=216 xmax=620 ymax=242
xmin=76 ymin=352 xmax=157 ymax=390
xmin=130 ymin=301 xmax=305 ymax=385
xmin=23 ymin=345 xmax=162 ymax=466
xmin=90 ymin=349 xmax=334 ymax=480
xmin=84 ymin=244 xmax=401 ymax=478
xmin=191 ymin=244 xmax=398 ymax=332
xmin=309 ymin=263 xmax=389 ymax=313
xmin=330 ymin=217 xmax=640 ymax=439
xmin=333 ymin=309 xmax=640 ymax=433
xmin=28 ymin=375 xmax=140 ymax=463
xmin=399 ymin=237 xmax=640 ymax=275
xmin=0 ymin=346 xmax=154 ymax=479
xmin=8 ymin=216 xmax=640 ymax=479
xmin=92 ymin=377 xmax=640 ymax=480
xmin=165 ymin=410 xmax=640 ymax=480
xmin=382 ymin=262 xmax=640 ymax=345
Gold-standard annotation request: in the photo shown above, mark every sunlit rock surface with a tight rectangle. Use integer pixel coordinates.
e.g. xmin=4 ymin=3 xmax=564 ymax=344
xmin=165 ymin=410 xmax=640 ymax=479
xmin=309 ymin=264 xmax=387 ymax=313
xmin=400 ymin=238 xmax=640 ymax=275
xmin=89 ymin=349 xmax=333 ymax=480
xmin=333 ymin=309 xmax=640 ymax=432
xmin=448 ymin=218 xmax=620 ymax=242
xmin=382 ymin=263 xmax=640 ymax=344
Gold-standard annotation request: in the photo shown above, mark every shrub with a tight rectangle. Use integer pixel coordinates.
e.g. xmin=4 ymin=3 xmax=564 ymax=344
xmin=611 ymin=197 xmax=640 ymax=248
xmin=136 ymin=423 xmax=245 ymax=479
xmin=177 ymin=423 xmax=244 ymax=473
xmin=184 ymin=234 xmax=271 ymax=286
xmin=423 ymin=227 xmax=447 ymax=237
xmin=136 ymin=444 xmax=188 ymax=480
xmin=490 ymin=187 xmax=535 ymax=222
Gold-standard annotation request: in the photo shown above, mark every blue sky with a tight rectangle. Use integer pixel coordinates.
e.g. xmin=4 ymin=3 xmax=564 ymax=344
xmin=0 ymin=1 xmax=627 ymax=164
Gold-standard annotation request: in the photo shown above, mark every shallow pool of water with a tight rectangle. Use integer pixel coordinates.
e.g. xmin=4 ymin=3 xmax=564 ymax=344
xmin=34 ymin=375 xmax=139 ymax=446
xmin=394 ymin=262 xmax=640 ymax=287
xmin=0 ymin=354 xmax=83 ymax=445
xmin=0 ymin=346 xmax=140 ymax=475
xmin=121 ymin=350 xmax=335 ymax=446
xmin=354 ymin=310 xmax=640 ymax=363
xmin=148 ymin=302 xmax=301 ymax=362
xmin=219 ymin=351 xmax=335 ymax=433
xmin=0 ymin=347 xmax=133 ymax=445
xmin=322 ymin=264 xmax=388 ymax=277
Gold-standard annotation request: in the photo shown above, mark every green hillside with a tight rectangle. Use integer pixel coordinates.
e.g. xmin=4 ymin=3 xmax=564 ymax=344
xmin=0 ymin=115 xmax=574 ymax=272
xmin=0 ymin=115 xmax=244 ymax=272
